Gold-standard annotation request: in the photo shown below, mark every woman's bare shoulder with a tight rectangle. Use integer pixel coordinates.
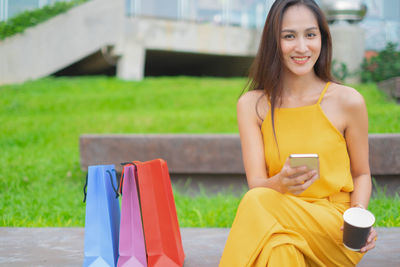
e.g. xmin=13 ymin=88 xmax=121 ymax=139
xmin=238 ymin=90 xmax=266 ymax=104
xmin=329 ymin=83 xmax=366 ymax=109
xmin=237 ymin=90 xmax=268 ymax=124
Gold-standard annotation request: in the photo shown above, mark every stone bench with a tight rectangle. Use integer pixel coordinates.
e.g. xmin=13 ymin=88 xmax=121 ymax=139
xmin=79 ymin=134 xmax=400 ymax=194
xmin=378 ymin=77 xmax=400 ymax=103
xmin=1 ymin=227 xmax=399 ymax=266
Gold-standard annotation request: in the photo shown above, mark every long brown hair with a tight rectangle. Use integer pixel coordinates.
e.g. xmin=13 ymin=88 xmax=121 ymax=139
xmin=245 ymin=0 xmax=334 ymax=146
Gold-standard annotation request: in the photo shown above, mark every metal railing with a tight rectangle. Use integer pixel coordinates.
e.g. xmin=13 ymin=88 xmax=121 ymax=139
xmin=125 ymin=0 xmax=273 ymax=29
xmin=361 ymin=19 xmax=400 ymax=51
xmin=0 ymin=0 xmax=71 ymax=21
xmin=0 ymin=0 xmax=8 ymax=22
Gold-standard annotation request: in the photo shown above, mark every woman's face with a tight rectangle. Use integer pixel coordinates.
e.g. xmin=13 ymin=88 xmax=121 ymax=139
xmin=280 ymin=5 xmax=321 ymax=77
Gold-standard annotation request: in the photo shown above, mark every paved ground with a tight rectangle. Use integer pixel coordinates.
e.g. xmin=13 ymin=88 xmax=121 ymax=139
xmin=0 ymin=227 xmax=399 ymax=266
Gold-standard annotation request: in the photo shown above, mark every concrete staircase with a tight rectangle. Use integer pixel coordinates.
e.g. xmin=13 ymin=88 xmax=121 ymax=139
xmin=0 ymin=0 xmax=261 ymax=85
xmin=0 ymin=0 xmax=124 ymax=85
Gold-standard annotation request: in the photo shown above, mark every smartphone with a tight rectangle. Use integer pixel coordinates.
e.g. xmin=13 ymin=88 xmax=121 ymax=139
xmin=289 ymin=154 xmax=319 ymax=178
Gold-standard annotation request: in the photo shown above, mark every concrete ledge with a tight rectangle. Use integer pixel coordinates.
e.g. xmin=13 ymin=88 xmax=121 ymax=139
xmin=368 ymin=134 xmax=400 ymax=175
xmin=80 ymin=134 xmax=244 ymax=174
xmin=80 ymin=134 xmax=400 ymax=195
xmin=0 ymin=227 xmax=398 ymax=266
xmin=80 ymin=133 xmax=400 ymax=175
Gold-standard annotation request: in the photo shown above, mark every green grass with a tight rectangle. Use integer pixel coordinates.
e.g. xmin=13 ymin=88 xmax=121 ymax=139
xmin=175 ymin=184 xmax=400 ymax=228
xmin=175 ymin=188 xmax=245 ymax=228
xmin=356 ymin=83 xmax=400 ymax=133
xmin=369 ymin=196 xmax=400 ymax=227
xmin=0 ymin=76 xmax=399 ymax=227
xmin=369 ymin=180 xmax=400 ymax=227
xmin=0 ymin=76 xmax=243 ymax=226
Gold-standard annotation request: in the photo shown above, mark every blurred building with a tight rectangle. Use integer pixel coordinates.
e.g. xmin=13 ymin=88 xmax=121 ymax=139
xmin=359 ymin=0 xmax=400 ymax=50
xmin=0 ymin=0 xmax=399 ymax=84
xmin=1 ymin=0 xmax=399 ymax=51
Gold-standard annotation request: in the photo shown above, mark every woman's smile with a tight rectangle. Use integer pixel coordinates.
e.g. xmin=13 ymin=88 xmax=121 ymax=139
xmin=291 ymin=56 xmax=311 ymax=65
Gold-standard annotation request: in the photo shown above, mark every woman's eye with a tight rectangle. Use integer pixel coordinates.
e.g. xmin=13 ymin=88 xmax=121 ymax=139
xmin=306 ymin=33 xmax=317 ymax=38
xmin=283 ymin=34 xmax=295 ymax=39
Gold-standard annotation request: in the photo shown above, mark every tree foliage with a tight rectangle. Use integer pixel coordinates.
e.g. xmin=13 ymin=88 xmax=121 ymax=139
xmin=361 ymin=42 xmax=400 ymax=82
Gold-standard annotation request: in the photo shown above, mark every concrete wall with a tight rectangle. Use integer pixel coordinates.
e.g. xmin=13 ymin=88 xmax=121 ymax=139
xmin=115 ymin=17 xmax=261 ymax=80
xmin=330 ymin=23 xmax=365 ymax=84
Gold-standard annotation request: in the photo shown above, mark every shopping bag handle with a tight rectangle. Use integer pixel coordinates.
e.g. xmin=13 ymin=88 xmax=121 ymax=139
xmin=83 ymin=169 xmax=119 ymax=202
xmin=83 ymin=173 xmax=88 ymax=203
xmin=106 ymin=169 xmax=120 ymax=199
xmin=119 ymin=162 xmax=138 ymax=195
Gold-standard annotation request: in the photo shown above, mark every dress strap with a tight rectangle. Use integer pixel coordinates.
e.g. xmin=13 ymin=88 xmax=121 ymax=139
xmin=317 ymin=82 xmax=331 ymax=105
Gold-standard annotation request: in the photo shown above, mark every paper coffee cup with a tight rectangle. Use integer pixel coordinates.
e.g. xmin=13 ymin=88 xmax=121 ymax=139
xmin=343 ymin=207 xmax=375 ymax=251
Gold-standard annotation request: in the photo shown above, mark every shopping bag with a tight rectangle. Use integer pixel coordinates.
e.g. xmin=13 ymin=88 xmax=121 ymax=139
xmin=117 ymin=164 xmax=147 ymax=267
xmin=135 ymin=159 xmax=185 ymax=267
xmin=83 ymin=164 xmax=121 ymax=267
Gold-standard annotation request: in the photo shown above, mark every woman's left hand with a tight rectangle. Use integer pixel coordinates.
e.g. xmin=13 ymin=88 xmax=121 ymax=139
xmin=360 ymin=227 xmax=377 ymax=253
xmin=340 ymin=225 xmax=377 ymax=253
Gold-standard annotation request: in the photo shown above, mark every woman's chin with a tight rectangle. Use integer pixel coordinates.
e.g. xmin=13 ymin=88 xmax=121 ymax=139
xmin=286 ymin=68 xmax=315 ymax=77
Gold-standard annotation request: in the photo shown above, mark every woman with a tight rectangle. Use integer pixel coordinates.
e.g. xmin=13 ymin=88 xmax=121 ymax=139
xmin=219 ymin=0 xmax=377 ymax=266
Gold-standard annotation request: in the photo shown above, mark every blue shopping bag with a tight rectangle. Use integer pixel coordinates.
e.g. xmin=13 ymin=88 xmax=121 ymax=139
xmin=83 ymin=165 xmax=121 ymax=267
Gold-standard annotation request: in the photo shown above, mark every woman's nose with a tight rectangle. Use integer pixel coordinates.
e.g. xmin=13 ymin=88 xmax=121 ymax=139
xmin=294 ymin=37 xmax=308 ymax=53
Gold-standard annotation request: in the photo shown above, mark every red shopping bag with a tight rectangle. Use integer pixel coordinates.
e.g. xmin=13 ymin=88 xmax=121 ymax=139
xmin=134 ymin=159 xmax=185 ymax=267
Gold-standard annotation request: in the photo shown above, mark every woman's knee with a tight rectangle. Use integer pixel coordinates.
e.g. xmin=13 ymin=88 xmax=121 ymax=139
xmin=269 ymin=244 xmax=306 ymax=266
xmin=241 ymin=187 xmax=281 ymax=205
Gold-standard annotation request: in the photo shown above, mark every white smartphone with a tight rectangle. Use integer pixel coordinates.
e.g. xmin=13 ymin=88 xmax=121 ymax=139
xmin=289 ymin=154 xmax=319 ymax=178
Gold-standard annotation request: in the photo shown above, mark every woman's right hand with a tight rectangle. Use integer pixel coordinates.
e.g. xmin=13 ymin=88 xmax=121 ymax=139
xmin=276 ymin=158 xmax=319 ymax=195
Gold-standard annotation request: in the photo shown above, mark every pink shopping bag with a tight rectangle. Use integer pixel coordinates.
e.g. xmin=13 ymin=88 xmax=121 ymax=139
xmin=117 ymin=164 xmax=147 ymax=267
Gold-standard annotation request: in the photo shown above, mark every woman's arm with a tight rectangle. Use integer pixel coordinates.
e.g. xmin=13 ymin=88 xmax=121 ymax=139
xmin=342 ymin=87 xmax=376 ymax=253
xmin=237 ymin=91 xmax=277 ymax=190
xmin=342 ymin=88 xmax=371 ymax=208
xmin=237 ymin=92 xmax=317 ymax=194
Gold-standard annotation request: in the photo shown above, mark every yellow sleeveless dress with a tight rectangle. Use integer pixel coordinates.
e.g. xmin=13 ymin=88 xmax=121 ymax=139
xmin=219 ymin=82 xmax=364 ymax=266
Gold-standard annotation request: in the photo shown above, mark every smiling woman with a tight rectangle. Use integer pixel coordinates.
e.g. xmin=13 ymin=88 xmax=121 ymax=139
xmin=219 ymin=0 xmax=376 ymax=266
xmin=280 ymin=5 xmax=322 ymax=76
